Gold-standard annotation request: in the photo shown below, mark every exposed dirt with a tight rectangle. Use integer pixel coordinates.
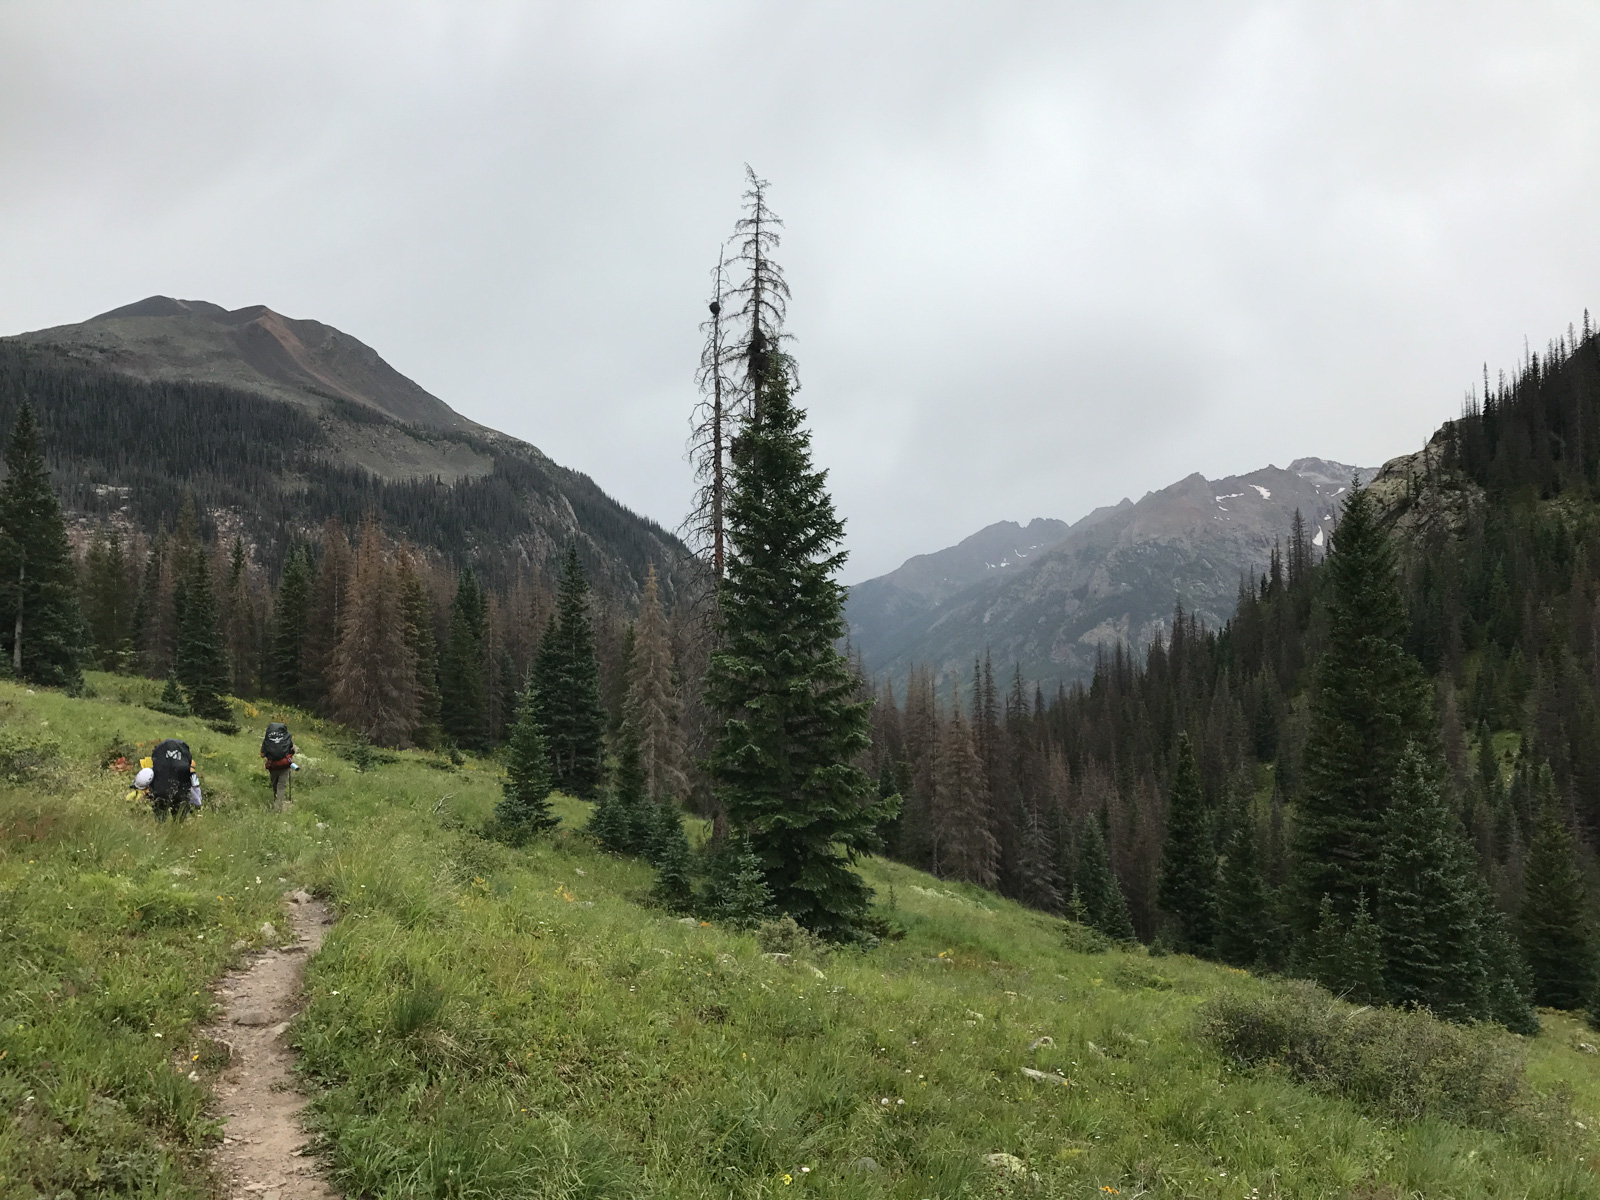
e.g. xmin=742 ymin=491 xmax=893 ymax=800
xmin=201 ymin=889 xmax=339 ymax=1200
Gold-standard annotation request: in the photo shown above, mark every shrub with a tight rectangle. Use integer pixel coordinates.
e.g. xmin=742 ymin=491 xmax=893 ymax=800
xmin=1197 ymin=978 xmax=1557 ymax=1133
xmin=0 ymin=725 xmax=62 ymax=783
xmin=1062 ymin=920 xmax=1111 ymax=955
xmin=1113 ymin=961 xmax=1176 ymax=991
xmin=756 ymin=915 xmax=829 ymax=961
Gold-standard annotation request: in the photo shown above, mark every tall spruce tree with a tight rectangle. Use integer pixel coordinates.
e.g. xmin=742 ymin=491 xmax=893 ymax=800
xmin=1519 ymin=764 xmax=1595 ymax=1009
xmin=174 ymin=551 xmax=231 ymax=720
xmin=1293 ymin=483 xmax=1434 ymax=931
xmin=1075 ymin=816 xmax=1135 ymax=941
xmin=1158 ymin=734 xmax=1218 ymax=954
xmin=1013 ymin=796 xmax=1063 ymax=914
xmin=440 ymin=569 xmax=490 ymax=751
xmin=932 ymin=685 xmax=999 ymax=887
xmin=1214 ymin=796 xmax=1275 ymax=968
xmin=270 ymin=547 xmax=314 ymax=706
xmin=397 ymin=549 xmax=442 ymax=747
xmin=81 ymin=528 xmax=134 ymax=672
xmin=704 ymin=345 xmax=893 ymax=940
xmin=221 ymin=537 xmax=256 ymax=698
xmin=1376 ymin=745 xmax=1487 ymax=1021
xmin=0 ymin=406 xmax=83 ymax=688
xmin=533 ymin=545 xmax=607 ymax=797
xmin=495 ymin=687 xmax=557 ymax=842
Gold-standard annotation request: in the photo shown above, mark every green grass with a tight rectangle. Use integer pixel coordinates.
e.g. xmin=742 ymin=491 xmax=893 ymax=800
xmin=3 ymin=675 xmax=1600 ymax=1198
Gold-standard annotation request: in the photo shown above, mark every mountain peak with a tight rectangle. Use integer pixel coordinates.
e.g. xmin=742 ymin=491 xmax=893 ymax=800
xmin=14 ymin=297 xmax=476 ymax=432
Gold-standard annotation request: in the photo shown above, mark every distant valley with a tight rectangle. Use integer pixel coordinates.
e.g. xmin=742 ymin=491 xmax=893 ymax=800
xmin=846 ymin=457 xmax=1377 ymax=689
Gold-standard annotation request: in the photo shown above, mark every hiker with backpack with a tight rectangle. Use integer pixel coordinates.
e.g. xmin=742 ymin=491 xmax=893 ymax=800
xmin=260 ymin=722 xmax=296 ymax=810
xmin=148 ymin=738 xmax=201 ymax=822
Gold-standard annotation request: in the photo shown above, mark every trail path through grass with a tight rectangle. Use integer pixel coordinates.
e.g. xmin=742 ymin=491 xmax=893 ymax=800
xmin=204 ymin=888 xmax=338 ymax=1200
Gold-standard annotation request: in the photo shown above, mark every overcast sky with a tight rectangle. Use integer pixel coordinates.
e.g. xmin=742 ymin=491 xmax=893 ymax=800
xmin=4 ymin=3 xmax=1599 ymax=581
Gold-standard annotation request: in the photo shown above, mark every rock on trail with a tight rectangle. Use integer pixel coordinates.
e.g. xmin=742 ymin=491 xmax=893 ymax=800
xmin=203 ymin=889 xmax=339 ymax=1200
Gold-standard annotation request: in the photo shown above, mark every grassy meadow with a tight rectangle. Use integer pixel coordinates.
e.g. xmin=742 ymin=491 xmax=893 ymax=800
xmin=4 ymin=674 xmax=1600 ymax=1198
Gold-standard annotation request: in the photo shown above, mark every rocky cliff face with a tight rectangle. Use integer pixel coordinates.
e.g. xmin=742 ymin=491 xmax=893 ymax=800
xmin=846 ymin=458 xmax=1376 ymax=689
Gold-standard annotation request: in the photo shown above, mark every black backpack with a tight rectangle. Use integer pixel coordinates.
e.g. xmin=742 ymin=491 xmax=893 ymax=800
xmin=261 ymin=723 xmax=293 ymax=760
xmin=150 ymin=738 xmax=193 ymax=799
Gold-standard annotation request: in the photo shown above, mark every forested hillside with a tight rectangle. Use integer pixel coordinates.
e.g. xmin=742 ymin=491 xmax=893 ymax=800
xmin=0 ymin=325 xmax=683 ymax=598
xmin=869 ymin=317 xmax=1600 ymax=1032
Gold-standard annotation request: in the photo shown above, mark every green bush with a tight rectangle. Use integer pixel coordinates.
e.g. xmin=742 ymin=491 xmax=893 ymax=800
xmin=1197 ymin=979 xmax=1557 ymax=1133
xmin=756 ymin=914 xmax=829 ymax=960
xmin=1062 ymin=919 xmax=1111 ymax=955
xmin=0 ymin=724 xmax=62 ymax=783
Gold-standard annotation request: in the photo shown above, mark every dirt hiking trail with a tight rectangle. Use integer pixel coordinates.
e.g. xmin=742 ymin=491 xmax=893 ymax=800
xmin=202 ymin=889 xmax=339 ymax=1200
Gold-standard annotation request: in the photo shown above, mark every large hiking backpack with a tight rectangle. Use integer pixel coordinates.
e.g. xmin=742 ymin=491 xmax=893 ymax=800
xmin=261 ymin=723 xmax=293 ymax=763
xmin=150 ymin=739 xmax=192 ymax=798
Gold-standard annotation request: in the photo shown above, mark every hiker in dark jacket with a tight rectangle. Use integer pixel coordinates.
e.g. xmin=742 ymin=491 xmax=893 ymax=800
xmin=260 ymin=722 xmax=296 ymax=810
xmin=149 ymin=738 xmax=201 ymax=822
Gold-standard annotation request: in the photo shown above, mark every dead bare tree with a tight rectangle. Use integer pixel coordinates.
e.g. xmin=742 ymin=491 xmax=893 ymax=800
xmin=726 ymin=165 xmax=792 ymax=424
xmin=686 ymin=249 xmax=735 ymax=580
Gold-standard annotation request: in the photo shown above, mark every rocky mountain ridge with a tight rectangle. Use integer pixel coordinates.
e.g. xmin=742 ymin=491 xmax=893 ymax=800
xmin=846 ymin=457 xmax=1377 ymax=689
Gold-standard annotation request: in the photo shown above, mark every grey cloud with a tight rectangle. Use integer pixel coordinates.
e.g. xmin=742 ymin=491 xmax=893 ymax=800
xmin=2 ymin=2 xmax=1598 ymax=581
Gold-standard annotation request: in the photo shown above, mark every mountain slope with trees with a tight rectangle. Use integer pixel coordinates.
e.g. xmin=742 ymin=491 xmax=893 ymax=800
xmin=0 ymin=300 xmax=684 ymax=599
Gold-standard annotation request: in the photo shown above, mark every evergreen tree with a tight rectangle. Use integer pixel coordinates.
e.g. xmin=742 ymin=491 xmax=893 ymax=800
xmin=221 ymin=537 xmax=256 ymax=697
xmin=1158 ymin=734 xmax=1218 ymax=954
xmin=932 ymin=686 xmax=998 ymax=886
xmin=1305 ymin=896 xmax=1345 ymax=990
xmin=1293 ymin=483 xmax=1434 ymax=930
xmin=705 ymin=344 xmax=893 ymax=940
xmin=626 ymin=563 xmax=686 ymax=802
xmin=155 ymin=669 xmax=189 ymax=716
xmin=701 ymin=834 xmax=775 ymax=927
xmin=302 ymin=520 xmax=352 ymax=711
xmin=649 ymin=804 xmax=696 ymax=912
xmin=1076 ymin=817 xmax=1135 ymax=941
xmin=0 ymin=406 xmax=83 ymax=688
xmin=174 ymin=550 xmax=231 ymax=721
xmin=440 ymin=569 xmax=489 ymax=751
xmin=588 ymin=786 xmax=630 ymax=854
xmin=81 ymin=528 xmax=134 ymax=671
xmin=397 ymin=549 xmax=442 ymax=746
xmin=1376 ymin=746 xmax=1487 ymax=1021
xmin=1519 ymin=765 xmax=1595 ymax=1009
xmin=533 ymin=546 xmax=607 ymax=797
xmin=1340 ymin=894 xmax=1387 ymax=1006
xmin=1477 ymin=885 xmax=1538 ymax=1035
xmin=270 ymin=547 xmax=314 ymax=707
xmin=329 ymin=523 xmax=418 ymax=748
xmin=131 ymin=533 xmax=173 ymax=677
xmin=1013 ymin=796 xmax=1063 ymax=914
xmin=494 ymin=687 xmax=558 ymax=842
xmin=592 ymin=719 xmax=650 ymax=856
xmin=1214 ymin=797 xmax=1274 ymax=968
